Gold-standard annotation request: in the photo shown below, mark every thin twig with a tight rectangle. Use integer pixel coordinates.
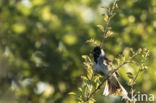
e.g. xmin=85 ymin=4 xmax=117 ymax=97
xmin=130 ymin=68 xmax=141 ymax=94
xmin=100 ymin=0 xmax=119 ymax=47
xmin=100 ymin=17 xmax=111 ymax=47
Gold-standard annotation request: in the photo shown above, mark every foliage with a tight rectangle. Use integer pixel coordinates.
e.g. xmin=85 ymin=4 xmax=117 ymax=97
xmin=72 ymin=47 xmax=149 ymax=103
xmin=71 ymin=0 xmax=150 ymax=103
xmin=0 ymin=0 xmax=155 ymax=103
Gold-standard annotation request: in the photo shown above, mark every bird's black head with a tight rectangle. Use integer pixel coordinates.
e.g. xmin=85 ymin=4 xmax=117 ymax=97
xmin=92 ymin=46 xmax=101 ymax=63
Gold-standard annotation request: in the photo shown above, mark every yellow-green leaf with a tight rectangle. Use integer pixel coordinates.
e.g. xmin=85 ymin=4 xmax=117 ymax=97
xmin=104 ymin=14 xmax=108 ymax=22
xmin=89 ymin=98 xmax=96 ymax=103
xmin=115 ymin=58 xmax=120 ymax=65
xmin=127 ymin=72 xmax=133 ymax=75
xmin=78 ymin=88 xmax=82 ymax=92
xmin=68 ymin=92 xmax=76 ymax=95
xmin=97 ymin=25 xmax=104 ymax=32
xmin=115 ymin=4 xmax=118 ymax=8
xmin=81 ymin=76 xmax=88 ymax=80
xmin=86 ymin=38 xmax=98 ymax=45
xmin=87 ymin=69 xmax=93 ymax=80
xmin=128 ymin=75 xmax=134 ymax=79
xmin=82 ymin=55 xmax=87 ymax=59
xmin=138 ymin=48 xmax=142 ymax=53
xmin=105 ymin=31 xmax=113 ymax=38
xmin=122 ymin=56 xmax=125 ymax=62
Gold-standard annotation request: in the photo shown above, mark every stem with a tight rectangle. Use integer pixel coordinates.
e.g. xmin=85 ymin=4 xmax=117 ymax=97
xmin=100 ymin=17 xmax=111 ymax=47
xmin=100 ymin=0 xmax=118 ymax=47
xmin=130 ymin=68 xmax=141 ymax=94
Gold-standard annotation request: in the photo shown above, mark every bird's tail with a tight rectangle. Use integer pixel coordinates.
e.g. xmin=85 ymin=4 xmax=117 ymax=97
xmin=103 ymin=75 xmax=130 ymax=100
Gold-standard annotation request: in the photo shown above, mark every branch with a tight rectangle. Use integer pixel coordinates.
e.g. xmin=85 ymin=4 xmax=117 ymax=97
xmin=86 ymin=61 xmax=131 ymax=101
xmin=100 ymin=0 xmax=119 ymax=47
xmin=130 ymin=67 xmax=142 ymax=94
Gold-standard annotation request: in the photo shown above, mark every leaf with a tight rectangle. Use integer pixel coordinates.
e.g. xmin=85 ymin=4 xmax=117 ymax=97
xmin=81 ymin=76 xmax=88 ymax=81
xmin=130 ymin=48 xmax=135 ymax=54
xmin=144 ymin=66 xmax=148 ymax=69
xmin=89 ymin=98 xmax=96 ymax=103
xmin=97 ymin=25 xmax=104 ymax=32
xmin=128 ymin=75 xmax=134 ymax=79
xmin=87 ymin=68 xmax=93 ymax=80
xmin=115 ymin=4 xmax=118 ymax=8
xmin=82 ymin=55 xmax=87 ymax=59
xmin=104 ymin=14 xmax=108 ymax=22
xmin=105 ymin=31 xmax=113 ymax=38
xmin=86 ymin=56 xmax=92 ymax=63
xmin=93 ymin=75 xmax=100 ymax=82
xmin=140 ymin=66 xmax=148 ymax=71
xmin=78 ymin=88 xmax=82 ymax=92
xmin=68 ymin=92 xmax=76 ymax=95
xmin=86 ymin=38 xmax=95 ymax=43
xmin=127 ymin=72 xmax=134 ymax=79
xmin=86 ymin=38 xmax=97 ymax=45
xmin=122 ymin=56 xmax=125 ymax=62
xmin=87 ymin=84 xmax=92 ymax=92
xmin=138 ymin=48 xmax=142 ymax=53
xmin=115 ymin=58 xmax=120 ymax=65
xmin=95 ymin=82 xmax=100 ymax=89
xmin=83 ymin=62 xmax=91 ymax=68
xmin=127 ymin=72 xmax=133 ymax=75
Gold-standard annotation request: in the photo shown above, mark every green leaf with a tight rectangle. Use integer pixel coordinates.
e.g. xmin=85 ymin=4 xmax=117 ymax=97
xmin=95 ymin=82 xmax=100 ymax=89
xmin=82 ymin=55 xmax=91 ymax=63
xmin=82 ymin=55 xmax=87 ymax=59
xmin=127 ymin=72 xmax=134 ymax=79
xmin=115 ymin=4 xmax=118 ymax=8
xmin=127 ymin=72 xmax=133 ymax=75
xmin=104 ymin=14 xmax=108 ymax=22
xmin=144 ymin=66 xmax=148 ymax=69
xmin=68 ymin=92 xmax=76 ymax=95
xmin=105 ymin=31 xmax=113 ymax=38
xmin=86 ymin=38 xmax=94 ymax=43
xmin=89 ymin=98 xmax=96 ymax=103
xmin=130 ymin=48 xmax=135 ymax=55
xmin=128 ymin=75 xmax=134 ymax=79
xmin=115 ymin=58 xmax=120 ymax=65
xmin=138 ymin=48 xmax=142 ymax=53
xmin=87 ymin=68 xmax=93 ymax=80
xmin=78 ymin=88 xmax=82 ymax=92
xmin=87 ymin=84 xmax=92 ymax=92
xmin=122 ymin=56 xmax=126 ymax=62
xmin=97 ymin=25 xmax=104 ymax=32
xmin=93 ymin=75 xmax=100 ymax=82
xmin=81 ymin=76 xmax=88 ymax=80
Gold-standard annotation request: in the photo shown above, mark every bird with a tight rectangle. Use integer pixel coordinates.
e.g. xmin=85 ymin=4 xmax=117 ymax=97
xmin=91 ymin=46 xmax=129 ymax=100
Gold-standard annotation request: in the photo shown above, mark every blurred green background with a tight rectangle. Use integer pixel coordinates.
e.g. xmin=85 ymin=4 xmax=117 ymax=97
xmin=0 ymin=0 xmax=156 ymax=103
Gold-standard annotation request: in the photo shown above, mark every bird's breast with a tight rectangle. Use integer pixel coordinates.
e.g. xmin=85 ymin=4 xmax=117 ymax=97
xmin=93 ymin=63 xmax=109 ymax=75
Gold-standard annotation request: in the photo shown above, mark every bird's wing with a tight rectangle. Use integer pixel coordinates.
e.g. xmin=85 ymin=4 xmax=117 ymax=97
xmin=103 ymin=56 xmax=112 ymax=65
xmin=104 ymin=56 xmax=120 ymax=77
xmin=115 ymin=71 xmax=120 ymax=77
xmin=98 ymin=56 xmax=110 ymax=71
